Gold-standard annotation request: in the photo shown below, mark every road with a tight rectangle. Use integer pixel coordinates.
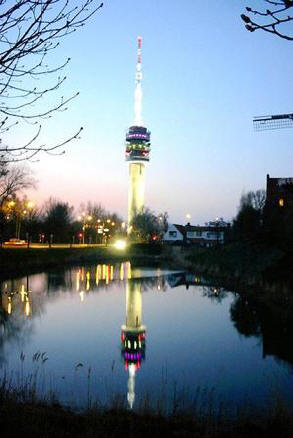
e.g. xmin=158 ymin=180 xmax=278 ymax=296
xmin=1 ymin=243 xmax=107 ymax=249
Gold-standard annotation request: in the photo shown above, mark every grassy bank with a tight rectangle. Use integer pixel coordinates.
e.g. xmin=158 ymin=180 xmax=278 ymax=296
xmin=1 ymin=391 xmax=293 ymax=438
xmin=0 ymin=244 xmax=171 ymax=279
xmin=1 ymin=242 xmax=292 ymax=288
xmin=183 ymin=242 xmax=293 ymax=287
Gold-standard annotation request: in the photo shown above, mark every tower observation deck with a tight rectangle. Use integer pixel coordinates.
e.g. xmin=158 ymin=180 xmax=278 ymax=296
xmin=125 ymin=126 xmax=151 ymax=162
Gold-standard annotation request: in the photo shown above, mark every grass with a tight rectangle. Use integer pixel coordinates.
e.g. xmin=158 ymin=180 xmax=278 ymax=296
xmin=0 ymin=244 xmax=167 ymax=279
xmin=1 ymin=354 xmax=293 ymax=437
xmin=1 ymin=384 xmax=293 ymax=437
xmin=185 ymin=242 xmax=293 ymax=287
xmin=1 ymin=241 xmax=292 ymax=288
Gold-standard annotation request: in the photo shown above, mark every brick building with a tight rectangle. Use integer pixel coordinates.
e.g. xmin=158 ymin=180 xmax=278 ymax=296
xmin=266 ymin=174 xmax=293 ymax=209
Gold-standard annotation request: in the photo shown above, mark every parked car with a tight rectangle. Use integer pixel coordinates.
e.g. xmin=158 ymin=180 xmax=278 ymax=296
xmin=4 ymin=238 xmax=27 ymax=246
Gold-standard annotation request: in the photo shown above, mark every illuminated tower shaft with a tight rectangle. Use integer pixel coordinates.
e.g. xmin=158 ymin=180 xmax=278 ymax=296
xmin=125 ymin=280 xmax=143 ymax=329
xmin=127 ymin=163 xmax=146 ymax=227
xmin=126 ymin=36 xmax=151 ymax=229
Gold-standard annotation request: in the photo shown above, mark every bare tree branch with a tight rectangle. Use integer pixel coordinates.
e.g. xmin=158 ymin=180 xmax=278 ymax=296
xmin=0 ymin=0 xmax=104 ymax=163
xmin=0 ymin=164 xmax=36 ymax=206
xmin=241 ymin=0 xmax=293 ymax=40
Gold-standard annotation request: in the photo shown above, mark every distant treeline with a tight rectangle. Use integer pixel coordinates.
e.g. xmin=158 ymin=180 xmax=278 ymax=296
xmin=0 ymin=197 xmax=123 ymax=244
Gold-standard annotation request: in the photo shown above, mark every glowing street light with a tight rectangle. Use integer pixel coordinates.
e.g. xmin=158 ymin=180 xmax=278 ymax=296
xmin=7 ymin=199 xmax=36 ymax=240
xmin=27 ymin=201 xmax=34 ymax=209
xmin=78 ymin=213 xmax=93 ymax=244
xmin=114 ymin=239 xmax=127 ymax=250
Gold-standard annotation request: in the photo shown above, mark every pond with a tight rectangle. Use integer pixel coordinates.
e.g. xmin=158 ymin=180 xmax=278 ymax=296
xmin=0 ymin=262 xmax=293 ymax=412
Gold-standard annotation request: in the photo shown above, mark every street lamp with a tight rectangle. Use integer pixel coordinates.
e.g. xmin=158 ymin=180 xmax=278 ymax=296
xmin=11 ymin=200 xmax=35 ymax=240
xmin=186 ymin=213 xmax=191 ymax=223
xmin=24 ymin=201 xmax=34 ymax=245
xmin=95 ymin=219 xmax=103 ymax=243
xmin=78 ymin=213 xmax=93 ymax=244
xmin=87 ymin=216 xmax=93 ymax=244
xmin=27 ymin=201 xmax=34 ymax=209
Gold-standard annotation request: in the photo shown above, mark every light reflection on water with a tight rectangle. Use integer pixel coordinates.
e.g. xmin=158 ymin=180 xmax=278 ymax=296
xmin=0 ymin=263 xmax=293 ymax=411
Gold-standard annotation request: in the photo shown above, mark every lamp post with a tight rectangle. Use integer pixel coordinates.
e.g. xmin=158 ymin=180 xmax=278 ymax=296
xmin=7 ymin=199 xmax=34 ymax=240
xmin=95 ymin=218 xmax=101 ymax=243
xmin=94 ymin=218 xmax=113 ymax=245
xmin=25 ymin=201 xmax=34 ymax=244
xmin=78 ymin=213 xmax=92 ymax=245
xmin=104 ymin=219 xmax=116 ymax=245
xmin=86 ymin=215 xmax=92 ymax=244
xmin=5 ymin=200 xmax=15 ymax=236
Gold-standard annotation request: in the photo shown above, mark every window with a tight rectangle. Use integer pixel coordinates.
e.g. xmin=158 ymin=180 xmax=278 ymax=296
xmin=207 ymin=233 xmax=217 ymax=239
xmin=169 ymin=231 xmax=177 ymax=237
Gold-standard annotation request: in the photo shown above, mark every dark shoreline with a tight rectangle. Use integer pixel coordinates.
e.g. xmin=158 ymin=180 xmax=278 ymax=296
xmin=1 ymin=243 xmax=293 ymax=291
xmin=0 ymin=245 xmax=171 ymax=281
xmin=0 ymin=394 xmax=293 ymax=438
xmin=181 ymin=243 xmax=293 ymax=291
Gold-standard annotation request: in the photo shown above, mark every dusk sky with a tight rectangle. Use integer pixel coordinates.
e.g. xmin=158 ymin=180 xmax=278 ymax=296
xmin=8 ymin=0 xmax=293 ymax=224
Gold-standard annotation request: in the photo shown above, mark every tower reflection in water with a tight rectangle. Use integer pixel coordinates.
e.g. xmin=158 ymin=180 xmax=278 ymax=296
xmin=121 ymin=264 xmax=146 ymax=409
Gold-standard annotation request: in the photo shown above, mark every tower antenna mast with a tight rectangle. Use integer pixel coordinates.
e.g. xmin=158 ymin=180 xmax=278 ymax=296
xmin=134 ymin=36 xmax=143 ymax=126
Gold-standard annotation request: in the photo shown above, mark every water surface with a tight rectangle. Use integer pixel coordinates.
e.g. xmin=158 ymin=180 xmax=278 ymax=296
xmin=0 ymin=263 xmax=292 ymax=411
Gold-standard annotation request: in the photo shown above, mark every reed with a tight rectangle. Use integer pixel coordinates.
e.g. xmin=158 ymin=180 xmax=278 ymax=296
xmin=1 ymin=353 xmax=293 ymax=437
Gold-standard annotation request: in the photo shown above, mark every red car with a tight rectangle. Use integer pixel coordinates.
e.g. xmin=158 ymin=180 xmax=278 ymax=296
xmin=4 ymin=238 xmax=27 ymax=246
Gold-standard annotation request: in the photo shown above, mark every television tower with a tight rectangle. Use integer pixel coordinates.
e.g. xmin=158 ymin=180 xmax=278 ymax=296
xmin=125 ymin=36 xmax=151 ymax=230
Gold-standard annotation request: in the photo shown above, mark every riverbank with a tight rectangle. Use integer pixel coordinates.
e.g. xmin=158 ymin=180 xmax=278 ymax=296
xmin=0 ymin=244 xmax=170 ymax=280
xmin=1 ymin=392 xmax=293 ymax=438
xmin=179 ymin=242 xmax=293 ymax=289
xmin=1 ymin=242 xmax=293 ymax=290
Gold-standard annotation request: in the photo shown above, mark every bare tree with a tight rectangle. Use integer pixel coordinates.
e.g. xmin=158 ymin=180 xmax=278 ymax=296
xmin=42 ymin=197 xmax=74 ymax=242
xmin=239 ymin=189 xmax=266 ymax=211
xmin=0 ymin=0 xmax=103 ymax=163
xmin=0 ymin=160 xmax=8 ymax=179
xmin=81 ymin=201 xmax=106 ymax=219
xmin=241 ymin=1 xmax=293 ymax=40
xmin=130 ymin=207 xmax=168 ymax=242
xmin=0 ymin=164 xmax=35 ymax=206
